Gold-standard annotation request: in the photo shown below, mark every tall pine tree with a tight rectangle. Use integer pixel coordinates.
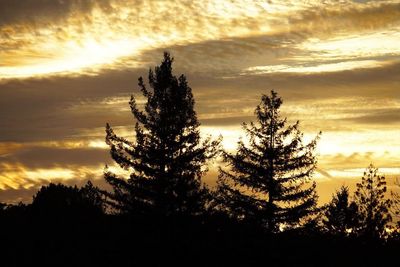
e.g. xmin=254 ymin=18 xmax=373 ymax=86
xmin=216 ymin=91 xmax=319 ymax=232
xmin=104 ymin=52 xmax=219 ymax=218
xmin=354 ymin=164 xmax=392 ymax=240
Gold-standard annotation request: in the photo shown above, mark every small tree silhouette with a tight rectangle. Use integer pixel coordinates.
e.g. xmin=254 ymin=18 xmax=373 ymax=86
xmin=354 ymin=164 xmax=392 ymax=240
xmin=216 ymin=90 xmax=320 ymax=232
xmin=0 ymin=202 xmax=7 ymax=212
xmin=323 ymin=186 xmax=358 ymax=236
xmin=104 ymin=52 xmax=220 ymax=218
xmin=391 ymin=179 xmax=400 ymax=229
xmin=80 ymin=180 xmax=106 ymax=214
xmin=31 ymin=181 xmax=104 ymax=218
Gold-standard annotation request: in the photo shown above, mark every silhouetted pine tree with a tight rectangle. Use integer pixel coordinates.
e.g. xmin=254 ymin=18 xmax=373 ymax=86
xmin=323 ymin=186 xmax=358 ymax=236
xmin=354 ymin=164 xmax=392 ymax=239
xmin=80 ymin=180 xmax=105 ymax=214
xmin=216 ymin=90 xmax=319 ymax=232
xmin=105 ymin=52 xmax=220 ymax=218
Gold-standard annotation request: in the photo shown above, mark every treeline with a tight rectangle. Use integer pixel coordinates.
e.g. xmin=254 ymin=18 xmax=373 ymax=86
xmin=1 ymin=53 xmax=399 ymax=266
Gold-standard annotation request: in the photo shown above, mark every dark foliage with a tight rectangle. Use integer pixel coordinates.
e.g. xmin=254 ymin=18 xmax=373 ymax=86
xmin=31 ymin=181 xmax=104 ymax=219
xmin=0 ymin=202 xmax=398 ymax=267
xmin=323 ymin=185 xmax=359 ymax=236
xmin=354 ymin=164 xmax=392 ymax=240
xmin=216 ymin=91 xmax=320 ymax=232
xmin=104 ymin=52 xmax=220 ymax=218
xmin=390 ymin=180 xmax=400 ymax=230
xmin=0 ymin=201 xmax=28 ymax=219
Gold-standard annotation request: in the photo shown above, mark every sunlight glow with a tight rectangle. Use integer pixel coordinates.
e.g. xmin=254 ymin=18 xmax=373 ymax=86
xmin=25 ymin=168 xmax=75 ymax=180
xmin=328 ymin=168 xmax=400 ymax=179
xmin=201 ymin=126 xmax=244 ymax=152
xmin=0 ymin=38 xmax=141 ymax=78
xmin=0 ymin=163 xmax=105 ymax=190
xmin=244 ymin=60 xmax=383 ymax=74
xmin=315 ymin=130 xmax=400 ymax=156
xmin=301 ymin=29 xmax=400 ymax=59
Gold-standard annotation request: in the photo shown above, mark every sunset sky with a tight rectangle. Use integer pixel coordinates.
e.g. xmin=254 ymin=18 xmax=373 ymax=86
xmin=0 ymin=0 xmax=399 ymax=203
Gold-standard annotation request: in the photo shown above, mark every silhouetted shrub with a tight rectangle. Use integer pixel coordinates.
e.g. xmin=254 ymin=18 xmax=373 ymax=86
xmin=31 ymin=181 xmax=104 ymax=220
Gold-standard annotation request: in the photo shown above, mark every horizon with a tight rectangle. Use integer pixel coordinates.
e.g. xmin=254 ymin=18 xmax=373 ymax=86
xmin=0 ymin=0 xmax=399 ymax=204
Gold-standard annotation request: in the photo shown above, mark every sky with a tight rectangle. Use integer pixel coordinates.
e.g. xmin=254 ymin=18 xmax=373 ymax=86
xmin=0 ymin=0 xmax=399 ymax=204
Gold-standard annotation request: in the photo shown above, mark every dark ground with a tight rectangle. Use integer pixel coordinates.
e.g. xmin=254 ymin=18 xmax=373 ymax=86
xmin=1 ymin=210 xmax=399 ymax=267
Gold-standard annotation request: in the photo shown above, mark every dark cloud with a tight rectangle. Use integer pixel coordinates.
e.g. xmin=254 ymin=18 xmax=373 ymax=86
xmin=215 ymin=61 xmax=400 ymax=100
xmin=0 ymin=186 xmax=39 ymax=203
xmin=140 ymin=34 xmax=302 ymax=76
xmin=0 ymin=0 xmax=112 ymax=26
xmin=0 ymin=146 xmax=110 ymax=169
xmin=0 ymin=69 xmax=142 ymax=142
xmin=287 ymin=2 xmax=400 ymax=37
xmin=347 ymin=109 xmax=400 ymax=124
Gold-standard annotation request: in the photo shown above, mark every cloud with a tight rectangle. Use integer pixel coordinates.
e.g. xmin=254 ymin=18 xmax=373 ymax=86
xmin=318 ymin=151 xmax=400 ymax=170
xmin=243 ymin=60 xmax=387 ymax=74
xmin=0 ymin=159 xmax=113 ymax=202
xmin=1 ymin=0 xmax=400 ymax=79
xmin=0 ymin=0 xmax=112 ymax=26
xmin=347 ymin=108 xmax=400 ymax=124
xmin=200 ymin=116 xmax=254 ymax=127
xmin=0 ymin=69 xmax=143 ymax=142
xmin=316 ymin=168 xmax=333 ymax=179
xmin=0 ymin=146 xmax=110 ymax=169
xmin=0 ymin=175 xmax=110 ymax=204
xmin=286 ymin=2 xmax=400 ymax=37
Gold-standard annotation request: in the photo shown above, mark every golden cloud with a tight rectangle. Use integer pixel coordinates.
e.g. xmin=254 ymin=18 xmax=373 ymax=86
xmin=1 ymin=0 xmax=400 ymax=79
